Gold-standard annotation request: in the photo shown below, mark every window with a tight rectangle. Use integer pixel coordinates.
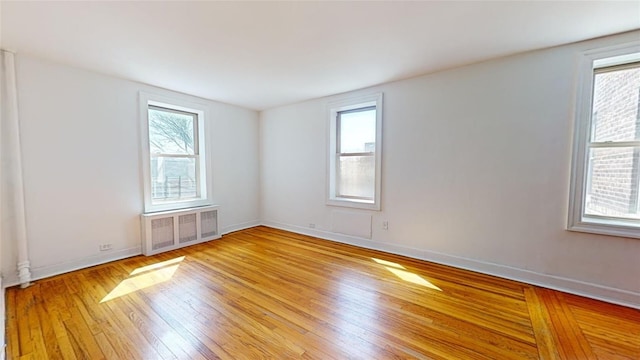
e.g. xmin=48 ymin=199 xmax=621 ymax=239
xmin=328 ymin=93 xmax=382 ymax=210
xmin=140 ymin=93 xmax=211 ymax=213
xmin=568 ymin=42 xmax=640 ymax=238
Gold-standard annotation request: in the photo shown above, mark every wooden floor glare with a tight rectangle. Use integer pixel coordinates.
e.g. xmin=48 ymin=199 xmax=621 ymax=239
xmin=6 ymin=226 xmax=640 ymax=359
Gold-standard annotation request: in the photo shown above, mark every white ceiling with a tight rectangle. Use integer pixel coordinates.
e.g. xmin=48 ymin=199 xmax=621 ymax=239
xmin=1 ymin=1 xmax=639 ymax=110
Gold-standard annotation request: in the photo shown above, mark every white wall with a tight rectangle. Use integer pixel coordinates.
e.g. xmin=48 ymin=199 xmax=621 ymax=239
xmin=260 ymin=31 xmax=640 ymax=308
xmin=2 ymin=54 xmax=260 ymax=285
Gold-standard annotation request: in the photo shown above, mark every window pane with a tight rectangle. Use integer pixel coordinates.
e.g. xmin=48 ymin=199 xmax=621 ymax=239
xmin=339 ymin=109 xmax=376 ymax=153
xmin=591 ymin=66 xmax=640 ymax=142
xmin=151 ymin=157 xmax=198 ymax=201
xmin=337 ymin=155 xmax=375 ymax=199
xmin=149 ymin=107 xmax=196 ymax=155
xmin=585 ymin=147 xmax=640 ymax=219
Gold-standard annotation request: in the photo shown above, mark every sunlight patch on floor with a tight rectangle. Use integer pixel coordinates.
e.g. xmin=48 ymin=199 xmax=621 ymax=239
xmin=372 ymin=257 xmax=442 ymax=291
xmin=372 ymin=258 xmax=405 ymax=269
xmin=386 ymin=267 xmax=442 ymax=291
xmin=100 ymin=256 xmax=185 ymax=303
xmin=129 ymin=256 xmax=185 ymax=276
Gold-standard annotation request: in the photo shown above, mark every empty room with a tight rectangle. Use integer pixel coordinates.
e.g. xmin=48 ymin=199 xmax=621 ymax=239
xmin=1 ymin=1 xmax=639 ymax=359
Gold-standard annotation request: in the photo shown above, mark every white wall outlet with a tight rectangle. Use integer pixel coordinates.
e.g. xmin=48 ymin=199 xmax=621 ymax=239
xmin=99 ymin=244 xmax=113 ymax=251
xmin=309 ymin=223 xmax=316 ymax=229
xmin=382 ymin=221 xmax=389 ymax=230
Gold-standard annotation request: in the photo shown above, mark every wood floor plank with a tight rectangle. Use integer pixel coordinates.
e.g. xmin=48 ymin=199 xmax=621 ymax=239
xmin=132 ymin=289 xmax=229 ymax=360
xmin=67 ymin=272 xmax=141 ymax=360
xmin=525 ymin=287 xmax=561 ymax=360
xmin=564 ymin=294 xmax=640 ymax=360
xmin=93 ymin=266 xmax=181 ymax=360
xmin=229 ymin=232 xmax=537 ymax=347
xmin=5 ymin=226 xmax=640 ymax=359
xmin=34 ymin=282 xmax=77 ymax=360
xmin=119 ymin=294 xmax=209 ymax=360
xmin=188 ymin=242 xmax=485 ymax=359
xmin=15 ymin=286 xmax=34 ymax=357
xmin=31 ymin=284 xmax=65 ymax=359
xmin=93 ymin=332 xmax=118 ymax=360
xmin=61 ymin=301 xmax=106 ymax=360
xmin=6 ymin=287 xmax=22 ymax=360
xmin=104 ymin=257 xmax=236 ymax=360
xmin=536 ymin=288 xmax=599 ymax=360
xmin=135 ymin=260 xmax=347 ymax=359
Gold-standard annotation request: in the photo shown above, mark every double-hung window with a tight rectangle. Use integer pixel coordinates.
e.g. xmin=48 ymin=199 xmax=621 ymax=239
xmin=140 ymin=93 xmax=211 ymax=213
xmin=328 ymin=93 xmax=383 ymax=210
xmin=569 ymin=42 xmax=640 ymax=237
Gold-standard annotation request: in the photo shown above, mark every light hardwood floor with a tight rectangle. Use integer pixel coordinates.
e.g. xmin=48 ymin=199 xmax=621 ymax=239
xmin=6 ymin=226 xmax=640 ymax=359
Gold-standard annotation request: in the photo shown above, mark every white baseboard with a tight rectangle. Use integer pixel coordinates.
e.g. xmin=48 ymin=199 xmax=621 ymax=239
xmin=2 ymin=246 xmax=142 ymax=288
xmin=262 ymin=220 xmax=640 ymax=310
xmin=222 ymin=220 xmax=262 ymax=235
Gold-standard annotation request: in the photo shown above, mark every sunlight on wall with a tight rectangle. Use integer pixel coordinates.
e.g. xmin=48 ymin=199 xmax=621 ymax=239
xmin=371 ymin=258 xmax=441 ymax=291
xmin=101 ymin=256 xmax=185 ymax=303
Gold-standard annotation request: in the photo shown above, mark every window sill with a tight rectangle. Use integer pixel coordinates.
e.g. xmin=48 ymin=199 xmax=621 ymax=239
xmin=327 ymin=198 xmax=380 ymax=211
xmin=568 ymin=218 xmax=640 ymax=239
xmin=145 ymin=198 xmax=212 ymax=214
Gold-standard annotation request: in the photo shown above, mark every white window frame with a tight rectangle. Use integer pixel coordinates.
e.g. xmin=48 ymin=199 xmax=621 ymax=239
xmin=327 ymin=93 xmax=383 ymax=210
xmin=139 ymin=92 xmax=212 ymax=213
xmin=568 ymin=41 xmax=640 ymax=238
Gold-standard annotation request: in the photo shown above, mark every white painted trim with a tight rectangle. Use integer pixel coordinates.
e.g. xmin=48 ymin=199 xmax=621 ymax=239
xmin=327 ymin=93 xmax=383 ymax=211
xmin=2 ymin=50 xmax=32 ymax=288
xmin=221 ymin=220 xmax=262 ymax=235
xmin=567 ymin=40 xmax=640 ymax=239
xmin=2 ymin=246 xmax=141 ymax=288
xmin=138 ymin=91 xmax=213 ymax=213
xmin=262 ymin=220 xmax=640 ymax=310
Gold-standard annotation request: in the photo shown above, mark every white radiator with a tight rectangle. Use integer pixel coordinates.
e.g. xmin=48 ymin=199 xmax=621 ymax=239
xmin=141 ymin=205 xmax=220 ymax=255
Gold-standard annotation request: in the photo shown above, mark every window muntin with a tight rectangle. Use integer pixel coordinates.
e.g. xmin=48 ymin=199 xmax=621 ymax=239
xmin=140 ymin=93 xmax=211 ymax=213
xmin=328 ymin=93 xmax=382 ymax=210
xmin=568 ymin=43 xmax=640 ymax=237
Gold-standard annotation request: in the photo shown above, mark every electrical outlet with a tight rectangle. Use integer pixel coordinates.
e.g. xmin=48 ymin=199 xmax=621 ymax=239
xmin=382 ymin=221 xmax=389 ymax=230
xmin=309 ymin=223 xmax=316 ymax=229
xmin=99 ymin=244 xmax=112 ymax=251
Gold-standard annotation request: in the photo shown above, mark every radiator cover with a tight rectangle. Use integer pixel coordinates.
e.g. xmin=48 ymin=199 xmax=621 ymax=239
xmin=141 ymin=205 xmax=220 ymax=255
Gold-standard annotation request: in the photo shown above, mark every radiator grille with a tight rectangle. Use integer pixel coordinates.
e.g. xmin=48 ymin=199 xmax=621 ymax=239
xmin=178 ymin=214 xmax=197 ymax=243
xmin=201 ymin=210 xmax=218 ymax=238
xmin=151 ymin=217 xmax=174 ymax=250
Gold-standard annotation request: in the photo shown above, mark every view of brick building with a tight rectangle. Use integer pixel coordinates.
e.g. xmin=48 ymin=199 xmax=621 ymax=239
xmin=586 ymin=66 xmax=640 ymax=219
